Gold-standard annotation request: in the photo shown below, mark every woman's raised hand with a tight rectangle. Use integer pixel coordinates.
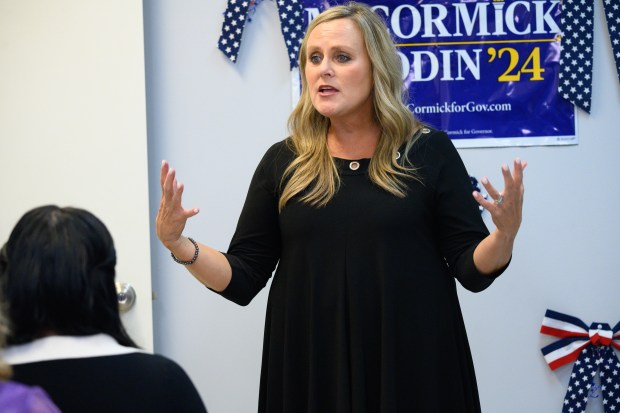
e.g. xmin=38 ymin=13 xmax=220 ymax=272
xmin=156 ymin=160 xmax=200 ymax=251
xmin=473 ymin=158 xmax=527 ymax=240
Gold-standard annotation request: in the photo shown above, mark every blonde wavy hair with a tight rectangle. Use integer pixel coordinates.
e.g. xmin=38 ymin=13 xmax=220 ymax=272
xmin=280 ymin=2 xmax=421 ymax=211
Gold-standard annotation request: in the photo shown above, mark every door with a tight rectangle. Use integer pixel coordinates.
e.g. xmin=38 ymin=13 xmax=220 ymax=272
xmin=0 ymin=0 xmax=153 ymax=350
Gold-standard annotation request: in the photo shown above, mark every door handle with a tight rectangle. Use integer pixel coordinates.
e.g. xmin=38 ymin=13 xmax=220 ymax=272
xmin=115 ymin=282 xmax=136 ymax=313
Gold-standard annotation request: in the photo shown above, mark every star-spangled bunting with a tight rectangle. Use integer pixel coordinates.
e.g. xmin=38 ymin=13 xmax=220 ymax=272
xmin=559 ymin=0 xmax=620 ymax=113
xmin=540 ymin=309 xmax=620 ymax=413
xmin=602 ymin=0 xmax=620 ymax=84
xmin=217 ymin=0 xmax=305 ymax=70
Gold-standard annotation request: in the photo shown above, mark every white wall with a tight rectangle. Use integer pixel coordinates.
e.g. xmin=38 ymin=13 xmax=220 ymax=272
xmin=144 ymin=1 xmax=620 ymax=412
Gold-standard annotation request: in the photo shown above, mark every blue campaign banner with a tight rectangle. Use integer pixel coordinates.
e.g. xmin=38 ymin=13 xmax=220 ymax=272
xmin=300 ymin=0 xmax=577 ymax=148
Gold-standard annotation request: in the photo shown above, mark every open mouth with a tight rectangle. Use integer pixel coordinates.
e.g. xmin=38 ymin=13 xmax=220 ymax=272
xmin=319 ymin=86 xmax=338 ymax=93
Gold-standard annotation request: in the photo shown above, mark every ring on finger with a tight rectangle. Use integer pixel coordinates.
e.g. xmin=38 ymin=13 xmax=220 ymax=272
xmin=494 ymin=194 xmax=504 ymax=206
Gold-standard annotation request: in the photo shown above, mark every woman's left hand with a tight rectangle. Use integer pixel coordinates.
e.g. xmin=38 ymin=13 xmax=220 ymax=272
xmin=473 ymin=158 xmax=527 ymax=239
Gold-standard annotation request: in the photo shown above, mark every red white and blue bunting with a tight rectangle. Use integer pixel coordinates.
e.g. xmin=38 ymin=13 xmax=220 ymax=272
xmin=558 ymin=0 xmax=620 ymax=113
xmin=541 ymin=309 xmax=620 ymax=413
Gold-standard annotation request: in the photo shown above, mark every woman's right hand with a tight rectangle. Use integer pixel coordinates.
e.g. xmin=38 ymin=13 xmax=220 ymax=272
xmin=156 ymin=160 xmax=200 ymax=251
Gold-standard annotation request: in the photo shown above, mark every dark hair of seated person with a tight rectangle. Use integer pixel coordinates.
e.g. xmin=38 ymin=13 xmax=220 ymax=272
xmin=0 ymin=205 xmax=137 ymax=347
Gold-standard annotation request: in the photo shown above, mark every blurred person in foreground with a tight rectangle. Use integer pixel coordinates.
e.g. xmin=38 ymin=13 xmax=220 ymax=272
xmin=1 ymin=205 xmax=207 ymax=413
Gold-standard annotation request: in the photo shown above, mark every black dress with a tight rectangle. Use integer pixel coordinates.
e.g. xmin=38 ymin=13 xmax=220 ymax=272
xmin=219 ymin=129 xmax=506 ymax=413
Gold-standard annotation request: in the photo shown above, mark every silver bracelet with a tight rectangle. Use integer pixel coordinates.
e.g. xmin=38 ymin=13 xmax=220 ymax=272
xmin=170 ymin=237 xmax=199 ymax=265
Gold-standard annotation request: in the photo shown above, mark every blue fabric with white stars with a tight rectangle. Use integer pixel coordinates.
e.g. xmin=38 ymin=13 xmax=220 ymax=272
xmin=559 ymin=0 xmax=620 ymax=113
xmin=218 ymin=0 xmax=305 ymax=70
xmin=561 ymin=344 xmax=620 ymax=413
